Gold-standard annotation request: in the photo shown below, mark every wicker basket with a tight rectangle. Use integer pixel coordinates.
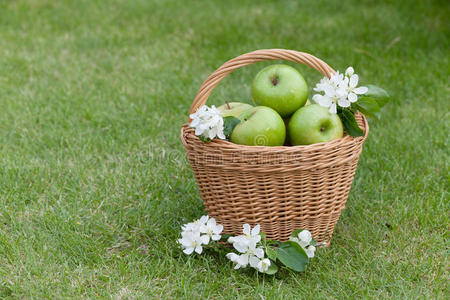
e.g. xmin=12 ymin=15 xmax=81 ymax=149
xmin=181 ymin=49 xmax=369 ymax=245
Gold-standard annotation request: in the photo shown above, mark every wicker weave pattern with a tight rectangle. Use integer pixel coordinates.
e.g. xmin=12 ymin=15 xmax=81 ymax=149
xmin=181 ymin=49 xmax=368 ymax=244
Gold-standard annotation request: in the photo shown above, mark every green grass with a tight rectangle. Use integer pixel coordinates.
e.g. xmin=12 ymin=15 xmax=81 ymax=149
xmin=0 ymin=0 xmax=448 ymax=298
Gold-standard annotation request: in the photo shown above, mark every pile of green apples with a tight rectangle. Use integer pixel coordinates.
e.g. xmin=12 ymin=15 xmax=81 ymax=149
xmin=218 ymin=64 xmax=343 ymax=146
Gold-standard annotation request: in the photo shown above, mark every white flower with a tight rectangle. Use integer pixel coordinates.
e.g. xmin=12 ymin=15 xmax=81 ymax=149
xmin=304 ymin=245 xmax=316 ymax=258
xmin=227 ymin=224 xmax=261 ymax=253
xmin=178 ymin=231 xmax=209 ymax=255
xmin=249 ymin=255 xmax=261 ymax=268
xmin=189 ymin=105 xmax=226 ymax=140
xmin=226 ymin=223 xmax=269 ymax=272
xmin=312 ymin=89 xmax=348 ymax=114
xmin=226 ymin=253 xmax=244 ymax=269
xmin=313 ymin=67 xmax=368 ymax=113
xmin=345 ymin=66 xmax=354 ymax=76
xmin=345 ymin=68 xmax=368 ymax=103
xmin=256 ymin=258 xmax=271 ymax=273
xmin=290 ymin=230 xmax=316 ymax=259
xmin=290 ymin=230 xmax=312 ymax=248
xmin=226 ymin=252 xmax=259 ymax=269
xmin=182 ymin=215 xmax=209 ymax=233
xmin=199 ymin=218 xmax=223 ymax=243
xmin=312 ymin=72 xmax=348 ymax=114
xmin=226 ymin=243 xmax=264 ymax=270
xmin=243 ymin=223 xmax=261 ymax=243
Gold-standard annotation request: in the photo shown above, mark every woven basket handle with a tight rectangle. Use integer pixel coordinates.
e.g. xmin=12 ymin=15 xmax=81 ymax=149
xmin=189 ymin=49 xmax=335 ymax=115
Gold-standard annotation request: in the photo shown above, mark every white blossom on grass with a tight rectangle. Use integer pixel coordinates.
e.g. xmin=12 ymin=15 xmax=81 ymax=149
xmin=178 ymin=231 xmax=209 ymax=255
xmin=182 ymin=215 xmax=209 ymax=233
xmin=226 ymin=224 xmax=269 ymax=273
xmin=256 ymin=258 xmax=271 ymax=273
xmin=199 ymin=218 xmax=223 ymax=243
xmin=179 ymin=215 xmax=219 ymax=255
xmin=189 ymin=105 xmax=226 ymax=140
xmin=290 ymin=230 xmax=312 ymax=248
xmin=290 ymin=229 xmax=316 ymax=258
xmin=228 ymin=224 xmax=261 ymax=252
xmin=225 ymin=253 xmax=243 ymax=269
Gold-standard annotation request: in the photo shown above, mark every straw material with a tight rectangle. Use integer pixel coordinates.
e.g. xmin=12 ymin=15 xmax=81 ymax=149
xmin=181 ymin=49 xmax=369 ymax=245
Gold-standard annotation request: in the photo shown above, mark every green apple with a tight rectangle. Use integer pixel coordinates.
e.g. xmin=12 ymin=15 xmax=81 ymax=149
xmin=217 ymin=101 xmax=253 ymax=118
xmin=288 ymin=104 xmax=343 ymax=145
xmin=251 ymin=64 xmax=308 ymax=117
xmin=230 ymin=106 xmax=285 ymax=146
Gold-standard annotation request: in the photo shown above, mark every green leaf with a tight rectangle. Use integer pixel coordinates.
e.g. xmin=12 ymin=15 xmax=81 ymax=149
xmin=275 ymin=241 xmax=309 ymax=272
xmin=198 ymin=135 xmax=211 ymax=143
xmin=264 ymin=260 xmax=279 ymax=275
xmin=220 ymin=234 xmax=233 ymax=241
xmin=310 ymin=237 xmax=317 ymax=246
xmin=338 ymin=108 xmax=364 ymax=137
xmin=266 ymin=247 xmax=277 ymax=261
xmin=354 ymin=97 xmax=381 ymax=120
xmin=364 ymin=85 xmax=390 ymax=108
xmin=223 ymin=116 xmax=240 ymax=138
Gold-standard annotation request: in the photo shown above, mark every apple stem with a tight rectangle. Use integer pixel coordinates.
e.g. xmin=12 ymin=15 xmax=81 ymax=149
xmin=320 ymin=126 xmax=326 ymax=132
xmin=226 ymin=101 xmax=231 ymax=109
xmin=244 ymin=110 xmax=257 ymax=122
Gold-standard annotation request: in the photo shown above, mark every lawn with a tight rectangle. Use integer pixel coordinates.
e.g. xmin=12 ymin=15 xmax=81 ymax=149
xmin=0 ymin=0 xmax=448 ymax=298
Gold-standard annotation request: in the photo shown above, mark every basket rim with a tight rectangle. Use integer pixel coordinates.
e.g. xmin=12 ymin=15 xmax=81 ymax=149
xmin=181 ymin=113 xmax=369 ymax=153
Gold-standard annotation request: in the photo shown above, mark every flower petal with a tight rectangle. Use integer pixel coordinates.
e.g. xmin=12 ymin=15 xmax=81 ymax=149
xmin=194 ymin=245 xmax=203 ymax=254
xmin=345 ymin=66 xmax=354 ymax=76
xmin=338 ymin=98 xmax=350 ymax=108
xmin=349 ymin=74 xmax=359 ymax=88
xmin=323 ymin=84 xmax=336 ymax=97
xmin=251 ymin=224 xmax=260 ymax=236
xmin=212 ymin=234 xmax=221 ymax=241
xmin=353 ymin=86 xmax=368 ymax=95
xmin=348 ymin=92 xmax=358 ymax=103
xmin=336 ymin=87 xmax=348 ymax=98
xmin=250 ymin=235 xmax=261 ymax=245
xmin=254 ymin=247 xmax=264 ymax=258
xmin=194 ymin=127 xmax=204 ymax=136
xmin=243 ymin=224 xmax=251 ymax=235
xmin=214 ymin=224 xmax=224 ymax=234
xmin=226 ymin=252 xmax=239 ymax=262
xmin=317 ymin=95 xmax=332 ymax=107
xmin=207 ymin=218 xmax=216 ymax=227
xmin=237 ymin=254 xmax=249 ymax=267
xmin=207 ymin=129 xmax=215 ymax=140
xmin=217 ymin=131 xmax=226 ymax=140
xmin=183 ymin=247 xmax=194 ymax=255
xmin=298 ymin=230 xmax=312 ymax=243
xmin=200 ymin=235 xmax=210 ymax=245
xmin=305 ymin=245 xmax=316 ymax=258
xmin=233 ymin=241 xmax=249 ymax=254
xmin=178 ymin=238 xmax=192 ymax=247
xmin=329 ymin=103 xmax=337 ymax=114
xmin=249 ymin=256 xmax=260 ymax=268
xmin=312 ymin=94 xmax=322 ymax=103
